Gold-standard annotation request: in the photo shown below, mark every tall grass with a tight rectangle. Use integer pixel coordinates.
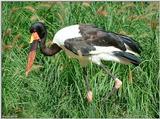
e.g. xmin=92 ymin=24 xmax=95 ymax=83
xmin=2 ymin=1 xmax=159 ymax=118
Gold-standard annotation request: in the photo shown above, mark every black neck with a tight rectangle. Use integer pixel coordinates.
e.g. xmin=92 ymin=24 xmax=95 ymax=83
xmin=39 ymin=29 xmax=61 ymax=56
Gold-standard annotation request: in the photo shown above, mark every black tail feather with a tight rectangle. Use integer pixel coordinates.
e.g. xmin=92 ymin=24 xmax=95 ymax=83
xmin=108 ymin=32 xmax=142 ymax=54
xmin=119 ymin=35 xmax=142 ymax=54
xmin=113 ymin=51 xmax=141 ymax=66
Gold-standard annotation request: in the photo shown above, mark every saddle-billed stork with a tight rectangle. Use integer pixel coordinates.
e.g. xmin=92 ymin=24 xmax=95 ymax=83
xmin=26 ymin=22 xmax=141 ymax=102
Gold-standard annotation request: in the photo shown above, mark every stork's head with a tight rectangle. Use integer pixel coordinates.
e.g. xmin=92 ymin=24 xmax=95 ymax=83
xmin=26 ymin=22 xmax=46 ymax=76
xmin=30 ymin=22 xmax=46 ymax=40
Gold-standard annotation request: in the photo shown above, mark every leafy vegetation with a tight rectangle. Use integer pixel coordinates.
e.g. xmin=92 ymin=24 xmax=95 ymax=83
xmin=2 ymin=1 xmax=159 ymax=118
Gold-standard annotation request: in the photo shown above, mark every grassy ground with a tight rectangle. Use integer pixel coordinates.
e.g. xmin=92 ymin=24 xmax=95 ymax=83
xmin=2 ymin=1 xmax=159 ymax=118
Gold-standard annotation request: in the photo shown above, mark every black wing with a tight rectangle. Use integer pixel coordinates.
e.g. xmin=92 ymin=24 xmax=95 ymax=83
xmin=64 ymin=24 xmax=141 ymax=56
xmin=79 ymin=24 xmax=126 ymax=51
xmin=64 ymin=37 xmax=96 ymax=56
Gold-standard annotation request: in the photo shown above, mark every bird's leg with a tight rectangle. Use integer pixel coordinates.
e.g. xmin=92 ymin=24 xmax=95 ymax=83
xmin=83 ymin=67 xmax=93 ymax=102
xmin=100 ymin=64 xmax=122 ymax=99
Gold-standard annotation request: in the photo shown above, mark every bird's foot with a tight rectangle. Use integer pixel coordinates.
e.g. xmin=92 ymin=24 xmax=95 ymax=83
xmin=86 ymin=90 xmax=93 ymax=103
xmin=102 ymin=78 xmax=122 ymax=101
xmin=115 ymin=78 xmax=122 ymax=89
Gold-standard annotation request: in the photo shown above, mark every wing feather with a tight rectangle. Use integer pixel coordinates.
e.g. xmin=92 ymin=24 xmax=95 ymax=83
xmin=64 ymin=24 xmax=141 ymax=56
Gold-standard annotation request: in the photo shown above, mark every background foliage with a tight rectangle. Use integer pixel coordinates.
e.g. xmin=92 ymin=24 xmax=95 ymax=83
xmin=2 ymin=1 xmax=159 ymax=118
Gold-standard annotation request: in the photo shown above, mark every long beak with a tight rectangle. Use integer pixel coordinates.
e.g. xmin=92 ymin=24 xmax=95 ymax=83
xmin=26 ymin=33 xmax=39 ymax=76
